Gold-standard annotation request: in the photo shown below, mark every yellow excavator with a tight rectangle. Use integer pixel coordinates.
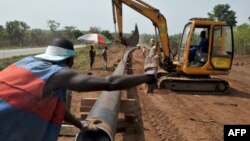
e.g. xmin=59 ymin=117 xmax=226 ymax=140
xmin=112 ymin=0 xmax=234 ymax=92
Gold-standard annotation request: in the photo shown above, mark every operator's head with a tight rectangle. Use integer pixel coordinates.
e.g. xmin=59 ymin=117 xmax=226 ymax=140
xmin=35 ymin=37 xmax=75 ymax=67
xmin=200 ymin=31 xmax=206 ymax=38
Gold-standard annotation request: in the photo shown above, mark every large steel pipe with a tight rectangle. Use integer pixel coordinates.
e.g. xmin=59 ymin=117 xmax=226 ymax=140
xmin=76 ymin=48 xmax=137 ymax=141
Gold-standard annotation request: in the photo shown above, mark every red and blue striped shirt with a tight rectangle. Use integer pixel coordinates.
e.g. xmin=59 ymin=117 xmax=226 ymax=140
xmin=0 ymin=56 xmax=67 ymax=141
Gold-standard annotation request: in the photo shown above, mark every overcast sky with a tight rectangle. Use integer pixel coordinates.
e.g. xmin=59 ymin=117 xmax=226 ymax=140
xmin=0 ymin=0 xmax=249 ymax=35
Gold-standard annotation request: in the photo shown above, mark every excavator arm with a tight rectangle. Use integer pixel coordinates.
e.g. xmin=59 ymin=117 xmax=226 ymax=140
xmin=112 ymin=0 xmax=171 ymax=58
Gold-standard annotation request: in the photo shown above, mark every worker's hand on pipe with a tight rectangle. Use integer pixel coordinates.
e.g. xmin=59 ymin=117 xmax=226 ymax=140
xmin=81 ymin=117 xmax=102 ymax=132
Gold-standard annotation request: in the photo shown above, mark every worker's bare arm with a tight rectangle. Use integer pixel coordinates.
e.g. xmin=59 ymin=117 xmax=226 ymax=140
xmin=48 ymin=68 xmax=154 ymax=92
xmin=64 ymin=110 xmax=81 ymax=129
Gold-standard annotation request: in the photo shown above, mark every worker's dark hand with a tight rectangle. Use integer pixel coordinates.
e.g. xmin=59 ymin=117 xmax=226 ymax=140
xmin=80 ymin=117 xmax=102 ymax=132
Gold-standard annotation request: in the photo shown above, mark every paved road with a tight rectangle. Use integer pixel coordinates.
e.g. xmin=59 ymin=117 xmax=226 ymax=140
xmin=0 ymin=45 xmax=83 ymax=59
xmin=0 ymin=47 xmax=46 ymax=59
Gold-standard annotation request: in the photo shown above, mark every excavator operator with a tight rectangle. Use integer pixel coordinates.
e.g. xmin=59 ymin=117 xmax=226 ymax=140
xmin=189 ymin=30 xmax=208 ymax=62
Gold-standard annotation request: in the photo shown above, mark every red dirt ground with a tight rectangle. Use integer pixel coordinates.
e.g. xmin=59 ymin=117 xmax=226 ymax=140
xmin=58 ymin=46 xmax=250 ymax=141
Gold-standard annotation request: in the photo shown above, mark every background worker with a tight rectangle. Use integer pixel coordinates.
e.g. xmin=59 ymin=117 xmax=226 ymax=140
xmin=89 ymin=45 xmax=96 ymax=70
xmin=0 ymin=37 xmax=158 ymax=141
xmin=102 ymin=45 xmax=108 ymax=71
xmin=142 ymin=46 xmax=146 ymax=57
xmin=149 ymin=38 xmax=157 ymax=57
xmin=137 ymin=44 xmax=146 ymax=57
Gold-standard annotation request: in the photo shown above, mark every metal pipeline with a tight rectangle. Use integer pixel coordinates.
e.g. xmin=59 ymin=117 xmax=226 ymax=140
xmin=76 ymin=47 xmax=138 ymax=141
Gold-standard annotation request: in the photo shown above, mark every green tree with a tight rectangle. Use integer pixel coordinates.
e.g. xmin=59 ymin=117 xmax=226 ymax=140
xmin=208 ymin=4 xmax=237 ymax=26
xmin=0 ymin=25 xmax=5 ymax=47
xmin=71 ymin=29 xmax=83 ymax=40
xmin=62 ymin=26 xmax=83 ymax=40
xmin=88 ymin=26 xmax=101 ymax=33
xmin=5 ymin=20 xmax=30 ymax=46
xmin=140 ymin=34 xmax=154 ymax=45
xmin=0 ymin=25 xmax=4 ymax=35
xmin=28 ymin=29 xmax=50 ymax=46
xmin=169 ymin=34 xmax=181 ymax=48
xmin=101 ymin=30 xmax=113 ymax=40
xmin=47 ymin=20 xmax=60 ymax=32
xmin=0 ymin=25 xmax=4 ymax=39
xmin=234 ymin=23 xmax=250 ymax=55
xmin=62 ymin=26 xmax=76 ymax=39
xmin=169 ymin=33 xmax=181 ymax=56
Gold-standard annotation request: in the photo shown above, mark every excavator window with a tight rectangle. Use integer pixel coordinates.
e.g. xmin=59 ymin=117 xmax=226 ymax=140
xmin=179 ymin=23 xmax=192 ymax=64
xmin=212 ymin=26 xmax=233 ymax=56
xmin=211 ymin=26 xmax=233 ymax=70
xmin=188 ymin=27 xmax=210 ymax=66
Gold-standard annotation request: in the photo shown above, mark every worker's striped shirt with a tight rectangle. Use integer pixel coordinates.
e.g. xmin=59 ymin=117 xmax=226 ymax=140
xmin=0 ymin=56 xmax=67 ymax=141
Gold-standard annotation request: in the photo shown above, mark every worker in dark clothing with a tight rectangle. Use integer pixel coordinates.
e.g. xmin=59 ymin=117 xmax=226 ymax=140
xmin=189 ymin=31 xmax=208 ymax=62
xmin=89 ymin=45 xmax=96 ymax=70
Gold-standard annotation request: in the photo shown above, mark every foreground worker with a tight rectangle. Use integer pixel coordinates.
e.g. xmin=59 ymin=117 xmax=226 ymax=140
xmin=0 ymin=37 xmax=158 ymax=141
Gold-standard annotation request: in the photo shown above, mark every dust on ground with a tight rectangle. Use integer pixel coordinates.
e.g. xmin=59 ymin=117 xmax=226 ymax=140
xmin=58 ymin=46 xmax=250 ymax=141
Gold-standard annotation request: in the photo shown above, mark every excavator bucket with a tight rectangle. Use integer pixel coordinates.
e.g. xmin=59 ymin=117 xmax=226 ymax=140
xmin=121 ymin=24 xmax=139 ymax=47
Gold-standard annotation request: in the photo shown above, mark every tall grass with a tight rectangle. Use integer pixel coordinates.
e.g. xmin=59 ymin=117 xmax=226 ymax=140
xmin=0 ymin=56 xmax=26 ymax=70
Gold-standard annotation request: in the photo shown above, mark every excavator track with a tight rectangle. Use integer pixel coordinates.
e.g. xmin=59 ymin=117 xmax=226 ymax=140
xmin=158 ymin=76 xmax=229 ymax=93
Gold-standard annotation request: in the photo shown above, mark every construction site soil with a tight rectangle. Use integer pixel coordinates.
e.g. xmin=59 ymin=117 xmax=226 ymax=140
xmin=58 ymin=46 xmax=250 ymax=141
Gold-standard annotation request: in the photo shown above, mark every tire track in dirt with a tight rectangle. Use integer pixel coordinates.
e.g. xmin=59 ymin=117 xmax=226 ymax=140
xmin=148 ymin=88 xmax=250 ymax=141
xmin=138 ymin=89 xmax=185 ymax=141
xmin=146 ymin=91 xmax=225 ymax=141
xmin=166 ymin=94 xmax=223 ymax=141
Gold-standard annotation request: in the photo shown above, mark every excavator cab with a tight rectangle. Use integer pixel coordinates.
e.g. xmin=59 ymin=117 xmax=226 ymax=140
xmin=111 ymin=0 xmax=234 ymax=92
xmin=175 ymin=18 xmax=234 ymax=75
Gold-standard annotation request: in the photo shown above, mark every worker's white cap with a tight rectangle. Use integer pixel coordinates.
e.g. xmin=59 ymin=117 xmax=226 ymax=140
xmin=35 ymin=38 xmax=75 ymax=62
xmin=35 ymin=46 xmax=75 ymax=62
